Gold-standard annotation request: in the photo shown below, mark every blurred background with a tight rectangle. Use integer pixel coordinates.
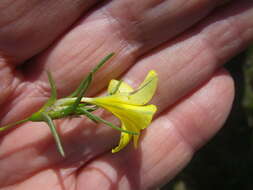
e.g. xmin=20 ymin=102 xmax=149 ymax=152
xmin=162 ymin=45 xmax=253 ymax=190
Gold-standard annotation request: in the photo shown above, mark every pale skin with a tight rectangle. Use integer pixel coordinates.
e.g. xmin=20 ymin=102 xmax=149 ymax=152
xmin=0 ymin=0 xmax=252 ymax=189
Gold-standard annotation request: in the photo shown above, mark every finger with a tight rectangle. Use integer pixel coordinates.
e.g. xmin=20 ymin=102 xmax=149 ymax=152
xmin=121 ymin=0 xmax=253 ymax=111
xmin=26 ymin=0 xmax=226 ymax=95
xmin=105 ymin=0 xmax=227 ymax=53
xmin=0 ymin=60 xmax=20 ymax=106
xmin=76 ymin=69 xmax=234 ymax=190
xmin=0 ymin=0 xmax=103 ymax=63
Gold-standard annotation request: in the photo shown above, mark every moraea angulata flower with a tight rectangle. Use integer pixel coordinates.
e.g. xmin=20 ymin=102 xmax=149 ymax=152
xmin=82 ymin=70 xmax=158 ymax=153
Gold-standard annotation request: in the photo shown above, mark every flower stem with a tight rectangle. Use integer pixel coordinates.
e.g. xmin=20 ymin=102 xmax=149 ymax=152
xmin=0 ymin=118 xmax=30 ymax=132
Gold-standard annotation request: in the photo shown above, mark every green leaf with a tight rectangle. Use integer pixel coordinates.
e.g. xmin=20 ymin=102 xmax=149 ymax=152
xmin=40 ymin=71 xmax=58 ymax=111
xmin=47 ymin=71 xmax=57 ymax=102
xmin=91 ymin=53 xmax=115 ymax=73
xmin=71 ymin=74 xmax=92 ymax=112
xmin=77 ymin=107 xmax=139 ymax=135
xmin=42 ymin=113 xmax=65 ymax=157
xmin=69 ymin=53 xmax=115 ymax=98
xmin=78 ymin=108 xmax=99 ymax=123
xmin=68 ymin=53 xmax=115 ymax=113
xmin=69 ymin=72 xmax=92 ymax=98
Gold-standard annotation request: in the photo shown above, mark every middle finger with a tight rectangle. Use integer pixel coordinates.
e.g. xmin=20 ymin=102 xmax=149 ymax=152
xmin=26 ymin=0 xmax=226 ymax=96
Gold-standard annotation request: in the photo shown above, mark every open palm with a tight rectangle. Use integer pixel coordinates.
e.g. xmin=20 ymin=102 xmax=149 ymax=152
xmin=0 ymin=0 xmax=252 ymax=189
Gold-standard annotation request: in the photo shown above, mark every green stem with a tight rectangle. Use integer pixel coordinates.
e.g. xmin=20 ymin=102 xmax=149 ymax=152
xmin=0 ymin=118 xmax=30 ymax=132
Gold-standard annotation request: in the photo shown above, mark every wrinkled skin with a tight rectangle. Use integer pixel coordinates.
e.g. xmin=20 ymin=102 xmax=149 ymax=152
xmin=0 ymin=0 xmax=252 ymax=189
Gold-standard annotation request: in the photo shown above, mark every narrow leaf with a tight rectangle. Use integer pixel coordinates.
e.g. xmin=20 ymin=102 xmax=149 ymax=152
xmin=42 ymin=113 xmax=65 ymax=157
xmin=47 ymin=71 xmax=57 ymax=101
xmin=40 ymin=71 xmax=58 ymax=111
xmin=69 ymin=73 xmax=92 ymax=98
xmin=92 ymin=53 xmax=115 ymax=73
xmin=71 ymin=74 xmax=92 ymax=111
xmin=77 ymin=107 xmax=138 ymax=135
xmin=69 ymin=53 xmax=115 ymax=98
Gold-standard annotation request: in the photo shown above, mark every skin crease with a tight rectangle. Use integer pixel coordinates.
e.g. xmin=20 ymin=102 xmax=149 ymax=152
xmin=0 ymin=0 xmax=252 ymax=189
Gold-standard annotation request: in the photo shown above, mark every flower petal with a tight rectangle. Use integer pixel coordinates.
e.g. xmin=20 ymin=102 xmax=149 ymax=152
xmin=112 ymin=124 xmax=132 ymax=153
xmin=108 ymin=79 xmax=133 ymax=94
xmin=128 ymin=70 xmax=158 ymax=105
xmin=105 ymin=70 xmax=158 ymax=106
xmin=111 ymin=104 xmax=156 ymax=153
xmin=115 ymin=105 xmax=155 ymax=129
xmin=89 ymin=98 xmax=157 ymax=131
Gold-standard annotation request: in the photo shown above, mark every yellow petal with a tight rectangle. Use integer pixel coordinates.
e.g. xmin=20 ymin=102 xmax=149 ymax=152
xmin=105 ymin=70 xmax=158 ymax=106
xmin=133 ymin=135 xmax=139 ymax=148
xmin=90 ymin=98 xmax=157 ymax=131
xmin=108 ymin=79 xmax=133 ymax=94
xmin=120 ymin=104 xmax=156 ymax=130
xmin=111 ymin=105 xmax=156 ymax=153
xmin=128 ymin=70 xmax=158 ymax=105
xmin=112 ymin=124 xmax=133 ymax=153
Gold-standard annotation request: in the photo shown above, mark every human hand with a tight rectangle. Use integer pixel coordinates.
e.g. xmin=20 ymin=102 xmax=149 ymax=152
xmin=0 ymin=0 xmax=252 ymax=189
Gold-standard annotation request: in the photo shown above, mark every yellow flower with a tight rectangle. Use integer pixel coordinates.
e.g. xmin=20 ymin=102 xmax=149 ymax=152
xmin=82 ymin=70 xmax=158 ymax=153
